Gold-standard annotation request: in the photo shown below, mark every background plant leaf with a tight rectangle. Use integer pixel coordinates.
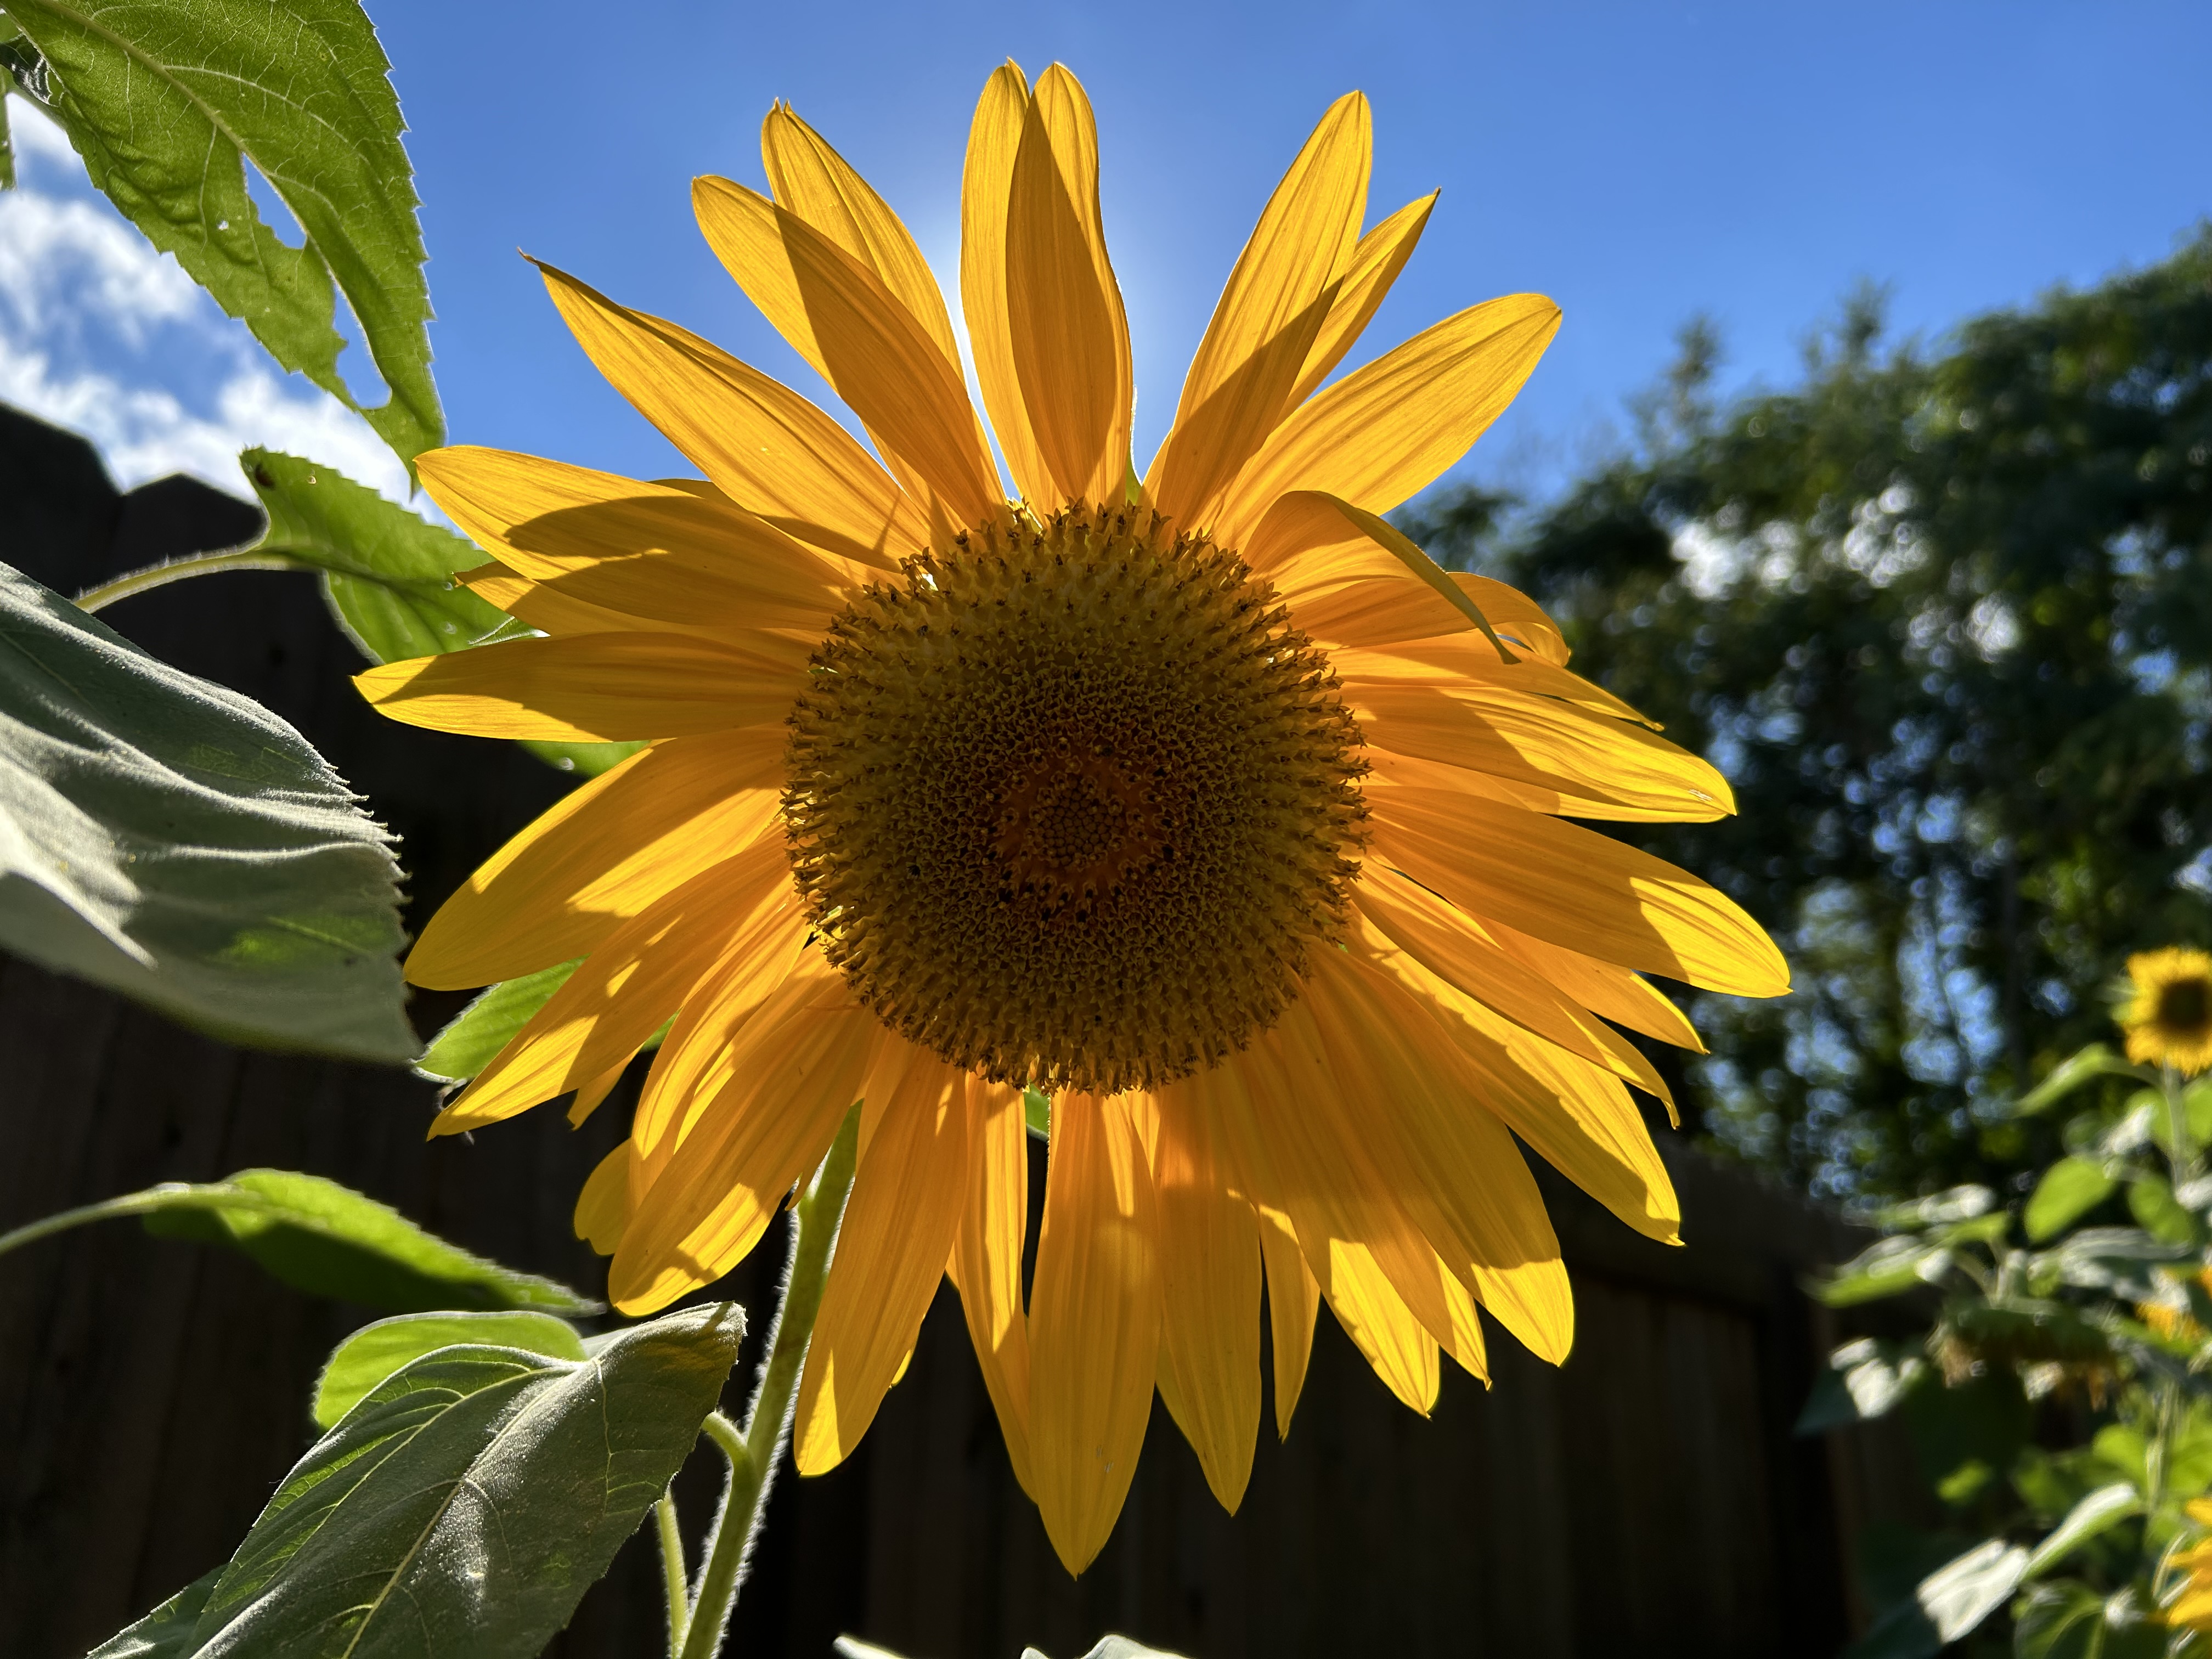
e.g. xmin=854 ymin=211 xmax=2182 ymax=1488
xmin=0 ymin=560 xmax=414 ymax=1059
xmin=134 ymin=1169 xmax=596 ymax=1314
xmin=313 ymin=1310 xmax=586 ymax=1428
xmin=100 ymin=1302 xmax=742 ymax=1658
xmin=2027 ymin=1158 xmax=2120 ymax=1242
xmin=416 ymin=960 xmax=580 ymax=1082
xmin=4 ymin=0 xmax=440 ymax=461
xmin=240 ymin=449 xmax=522 ymax=664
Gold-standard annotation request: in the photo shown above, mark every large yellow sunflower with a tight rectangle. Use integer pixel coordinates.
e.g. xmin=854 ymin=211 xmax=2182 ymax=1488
xmin=360 ymin=63 xmax=1788 ymax=1571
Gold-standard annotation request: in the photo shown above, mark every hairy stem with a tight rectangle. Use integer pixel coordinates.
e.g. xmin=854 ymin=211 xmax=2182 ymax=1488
xmin=73 ymin=549 xmax=315 ymax=613
xmin=678 ymin=1107 xmax=860 ymax=1659
xmin=656 ymin=1492 xmax=691 ymax=1657
xmin=0 ymin=1184 xmax=279 ymax=1261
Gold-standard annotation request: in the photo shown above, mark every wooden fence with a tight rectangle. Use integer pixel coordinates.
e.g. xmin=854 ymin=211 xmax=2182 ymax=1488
xmin=0 ymin=408 xmax=1927 ymax=1657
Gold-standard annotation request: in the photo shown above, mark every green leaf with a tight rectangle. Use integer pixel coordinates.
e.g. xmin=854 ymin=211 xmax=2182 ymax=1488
xmin=2027 ymin=1158 xmax=2119 ymax=1241
xmin=0 ymin=78 xmax=14 ymax=191
xmin=2012 ymin=1582 xmax=2111 ymax=1659
xmin=1024 ymin=1084 xmax=1052 ymax=1142
xmin=2126 ymin=1172 xmax=2200 ymax=1245
xmin=520 ymin=738 xmax=648 ymax=778
xmin=1915 ymin=1537 xmax=2030 ymax=1641
xmin=417 ymin=960 xmax=583 ymax=1082
xmin=2024 ymin=1483 xmax=2141 ymax=1579
xmin=0 ymin=559 xmax=413 ymax=1060
xmin=1797 ymin=1337 xmax=1929 ymax=1434
xmin=1814 ymin=1234 xmax=1951 ymax=1307
xmin=1863 ymin=1183 xmax=1998 ymax=1231
xmin=101 ymin=1303 xmax=743 ymax=1658
xmin=313 ymin=1310 xmax=586 ymax=1429
xmin=136 ymin=1169 xmax=596 ymax=1313
xmin=240 ymin=450 xmax=522 ymax=664
xmin=2016 ymin=1045 xmax=2148 ymax=1116
xmin=6 ymin=0 xmax=441 ymax=461
xmin=86 ymin=1566 xmax=222 ymax=1658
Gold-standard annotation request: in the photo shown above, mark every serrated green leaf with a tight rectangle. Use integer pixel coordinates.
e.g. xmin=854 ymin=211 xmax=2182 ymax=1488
xmin=417 ymin=959 xmax=582 ymax=1082
xmin=0 ymin=560 xmax=413 ymax=1059
xmin=240 ymin=449 xmax=523 ymax=664
xmin=135 ymin=1169 xmax=596 ymax=1313
xmin=313 ymin=1310 xmax=586 ymax=1429
xmin=100 ymin=1303 xmax=742 ymax=1658
xmin=7 ymin=0 xmax=440 ymax=461
xmin=86 ymin=1566 xmax=221 ymax=1658
xmin=2028 ymin=1158 xmax=2119 ymax=1242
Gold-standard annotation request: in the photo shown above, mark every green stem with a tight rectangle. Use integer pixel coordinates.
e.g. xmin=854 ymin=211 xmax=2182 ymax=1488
xmin=74 ymin=549 xmax=314 ymax=613
xmin=677 ymin=1108 xmax=860 ymax=1659
xmin=0 ymin=1184 xmax=278 ymax=1261
xmin=656 ymin=1493 xmax=691 ymax=1658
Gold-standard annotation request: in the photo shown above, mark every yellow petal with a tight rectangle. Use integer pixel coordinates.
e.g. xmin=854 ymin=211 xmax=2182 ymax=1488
xmin=432 ymin=840 xmax=797 ymax=1133
xmin=1349 ymin=681 xmax=1734 ymax=821
xmin=761 ymin=101 xmax=961 ymax=366
xmin=1245 ymin=491 xmax=1520 ymax=660
xmin=536 ymin=259 xmax=922 ymax=567
xmin=1354 ymin=865 xmax=1663 ymax=1085
xmin=1303 ymin=949 xmax=1574 ymax=1364
xmin=1217 ymin=1008 xmax=1449 ymax=1407
xmin=1293 ymin=571 xmax=1570 ymax=662
xmin=693 ymin=176 xmax=1001 ymax=531
xmin=628 ymin=931 xmax=819 ymax=1171
xmin=565 ymin=1054 xmax=633 ymax=1128
xmin=1214 ymin=294 xmax=1561 ymax=548
xmin=574 ymin=1141 xmax=635 ymax=1255
xmin=1485 ymin=919 xmax=1707 ymax=1054
xmin=1367 ymin=786 xmax=1792 ymax=996
xmin=1254 ymin=1199 xmax=1317 ymax=1436
xmin=1148 ymin=1080 xmax=1262 ymax=1512
xmin=608 ymin=991 xmax=874 ymax=1314
xmin=459 ymin=562 xmax=670 ymax=639
xmin=354 ymin=631 xmax=807 ymax=743
xmin=946 ymin=1078 xmax=1036 ymax=1496
xmin=1028 ymin=1091 xmax=1160 ymax=1573
xmin=795 ymin=1056 xmax=971 ymax=1474
xmin=1334 ymin=635 xmax=1645 ymax=725
xmin=1282 ymin=193 xmax=1436 ymax=412
xmin=419 ymin=446 xmax=854 ymax=636
xmin=405 ymin=727 xmax=784 ymax=990
xmin=960 ymin=63 xmax=1054 ymax=505
xmin=1005 ymin=64 xmax=1132 ymax=509
xmin=1355 ymin=923 xmax=1682 ymax=1240
xmin=1147 ymin=93 xmax=1369 ymax=527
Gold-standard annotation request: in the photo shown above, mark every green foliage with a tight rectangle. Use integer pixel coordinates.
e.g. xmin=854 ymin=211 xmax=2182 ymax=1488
xmin=1409 ymin=232 xmax=2212 ymax=1198
xmin=132 ymin=1169 xmax=596 ymax=1313
xmin=240 ymin=449 xmax=523 ymax=663
xmin=1 ymin=0 xmax=440 ymax=462
xmin=1804 ymin=1041 xmax=2212 ymax=1651
xmin=97 ymin=1304 xmax=744 ymax=1657
xmin=417 ymin=959 xmax=583 ymax=1081
xmin=0 ymin=560 xmax=415 ymax=1060
xmin=313 ymin=1310 xmax=588 ymax=1427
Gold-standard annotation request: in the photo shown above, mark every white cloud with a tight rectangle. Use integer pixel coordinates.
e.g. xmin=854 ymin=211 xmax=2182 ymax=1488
xmin=0 ymin=98 xmax=413 ymax=505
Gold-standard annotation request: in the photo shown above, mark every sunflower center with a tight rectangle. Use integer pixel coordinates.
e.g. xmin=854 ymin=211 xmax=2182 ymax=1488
xmin=783 ymin=502 xmax=1367 ymax=1096
xmin=2158 ymin=978 xmax=2211 ymax=1035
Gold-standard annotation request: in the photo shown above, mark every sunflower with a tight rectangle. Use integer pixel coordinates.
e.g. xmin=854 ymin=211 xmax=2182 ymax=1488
xmin=2119 ymin=947 xmax=2212 ymax=1077
xmin=360 ymin=63 xmax=1788 ymax=1571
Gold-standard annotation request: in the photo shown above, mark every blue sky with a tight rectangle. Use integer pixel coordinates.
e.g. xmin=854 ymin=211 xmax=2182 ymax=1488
xmin=5 ymin=1 xmax=2208 ymax=510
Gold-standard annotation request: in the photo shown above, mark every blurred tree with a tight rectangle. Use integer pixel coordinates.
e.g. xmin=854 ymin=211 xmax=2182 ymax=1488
xmin=1402 ymin=229 xmax=2212 ymax=1199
